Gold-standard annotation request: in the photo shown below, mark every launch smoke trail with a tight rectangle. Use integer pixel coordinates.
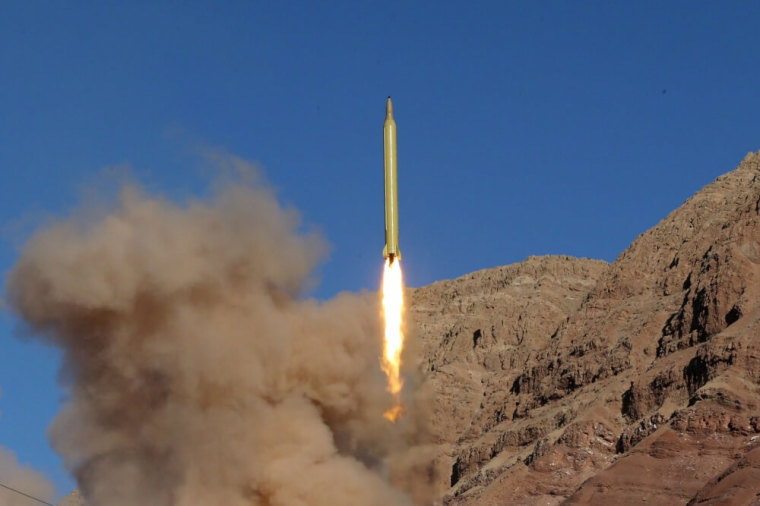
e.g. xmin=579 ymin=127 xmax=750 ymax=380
xmin=7 ymin=158 xmax=434 ymax=505
xmin=0 ymin=447 xmax=55 ymax=506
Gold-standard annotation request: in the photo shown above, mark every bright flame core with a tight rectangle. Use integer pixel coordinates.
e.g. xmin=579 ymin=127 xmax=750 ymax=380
xmin=381 ymin=258 xmax=405 ymax=422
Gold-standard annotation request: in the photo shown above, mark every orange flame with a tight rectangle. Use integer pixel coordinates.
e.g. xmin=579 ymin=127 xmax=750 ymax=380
xmin=381 ymin=258 xmax=405 ymax=422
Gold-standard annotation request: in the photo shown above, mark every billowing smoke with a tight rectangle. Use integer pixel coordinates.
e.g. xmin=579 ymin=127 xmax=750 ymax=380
xmin=7 ymin=160 xmax=434 ymax=505
xmin=0 ymin=446 xmax=55 ymax=506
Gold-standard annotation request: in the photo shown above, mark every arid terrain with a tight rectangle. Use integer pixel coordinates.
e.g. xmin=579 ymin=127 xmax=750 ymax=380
xmin=59 ymin=151 xmax=760 ymax=505
xmin=411 ymin=151 xmax=760 ymax=505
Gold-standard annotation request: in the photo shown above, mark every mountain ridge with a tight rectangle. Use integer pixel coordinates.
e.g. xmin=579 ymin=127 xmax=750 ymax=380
xmin=414 ymin=150 xmax=760 ymax=504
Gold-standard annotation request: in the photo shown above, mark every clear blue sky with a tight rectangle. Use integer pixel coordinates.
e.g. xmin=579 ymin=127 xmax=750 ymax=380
xmin=2 ymin=1 xmax=759 ymax=499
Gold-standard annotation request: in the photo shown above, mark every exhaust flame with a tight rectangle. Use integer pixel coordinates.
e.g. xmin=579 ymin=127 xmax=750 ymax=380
xmin=381 ymin=257 xmax=405 ymax=422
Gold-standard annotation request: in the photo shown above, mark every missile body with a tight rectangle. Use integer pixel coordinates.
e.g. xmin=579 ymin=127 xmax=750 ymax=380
xmin=383 ymin=97 xmax=401 ymax=262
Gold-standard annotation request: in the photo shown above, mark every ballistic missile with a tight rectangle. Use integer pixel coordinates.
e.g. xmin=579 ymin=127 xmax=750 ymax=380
xmin=383 ymin=97 xmax=401 ymax=263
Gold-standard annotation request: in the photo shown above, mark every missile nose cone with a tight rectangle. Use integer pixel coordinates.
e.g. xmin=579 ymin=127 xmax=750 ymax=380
xmin=386 ymin=97 xmax=393 ymax=118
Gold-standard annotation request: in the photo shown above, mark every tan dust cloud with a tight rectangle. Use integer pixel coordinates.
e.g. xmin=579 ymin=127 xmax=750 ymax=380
xmin=7 ymin=160 xmax=434 ymax=505
xmin=0 ymin=446 xmax=55 ymax=506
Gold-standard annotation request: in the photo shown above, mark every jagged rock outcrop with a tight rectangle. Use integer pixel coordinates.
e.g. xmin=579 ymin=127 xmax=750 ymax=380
xmin=414 ymin=151 xmax=760 ymax=504
xmin=407 ymin=255 xmax=609 ymax=499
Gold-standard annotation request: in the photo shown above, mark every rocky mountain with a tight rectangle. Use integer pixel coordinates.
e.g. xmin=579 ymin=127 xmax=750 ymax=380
xmin=412 ymin=151 xmax=760 ymax=504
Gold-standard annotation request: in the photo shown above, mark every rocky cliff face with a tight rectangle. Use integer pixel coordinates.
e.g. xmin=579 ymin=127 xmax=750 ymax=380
xmin=413 ymin=151 xmax=760 ymax=505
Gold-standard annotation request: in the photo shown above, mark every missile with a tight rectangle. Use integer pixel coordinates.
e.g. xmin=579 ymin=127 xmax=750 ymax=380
xmin=383 ymin=97 xmax=401 ymax=263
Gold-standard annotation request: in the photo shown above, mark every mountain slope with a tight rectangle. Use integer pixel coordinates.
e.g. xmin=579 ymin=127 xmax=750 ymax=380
xmin=414 ymin=151 xmax=760 ymax=504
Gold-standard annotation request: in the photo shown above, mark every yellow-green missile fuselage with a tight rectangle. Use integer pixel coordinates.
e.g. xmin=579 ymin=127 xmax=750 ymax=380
xmin=383 ymin=97 xmax=401 ymax=263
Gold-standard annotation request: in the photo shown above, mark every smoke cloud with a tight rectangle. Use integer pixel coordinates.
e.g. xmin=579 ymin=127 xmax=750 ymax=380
xmin=0 ymin=446 xmax=55 ymax=506
xmin=7 ymin=160 xmax=434 ymax=505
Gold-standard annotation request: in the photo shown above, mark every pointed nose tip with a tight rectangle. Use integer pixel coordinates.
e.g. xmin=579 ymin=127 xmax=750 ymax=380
xmin=386 ymin=97 xmax=393 ymax=117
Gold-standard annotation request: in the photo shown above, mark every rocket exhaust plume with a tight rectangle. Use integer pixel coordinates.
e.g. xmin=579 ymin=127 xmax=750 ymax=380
xmin=381 ymin=257 xmax=404 ymax=421
xmin=7 ymin=155 xmax=436 ymax=505
xmin=381 ymin=97 xmax=406 ymax=422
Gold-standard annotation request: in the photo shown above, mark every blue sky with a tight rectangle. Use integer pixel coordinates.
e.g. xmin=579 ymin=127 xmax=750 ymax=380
xmin=2 ymin=1 xmax=760 ymax=499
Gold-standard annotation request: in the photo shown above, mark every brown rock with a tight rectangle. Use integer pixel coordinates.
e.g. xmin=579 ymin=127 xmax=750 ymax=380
xmin=412 ymin=151 xmax=760 ymax=504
